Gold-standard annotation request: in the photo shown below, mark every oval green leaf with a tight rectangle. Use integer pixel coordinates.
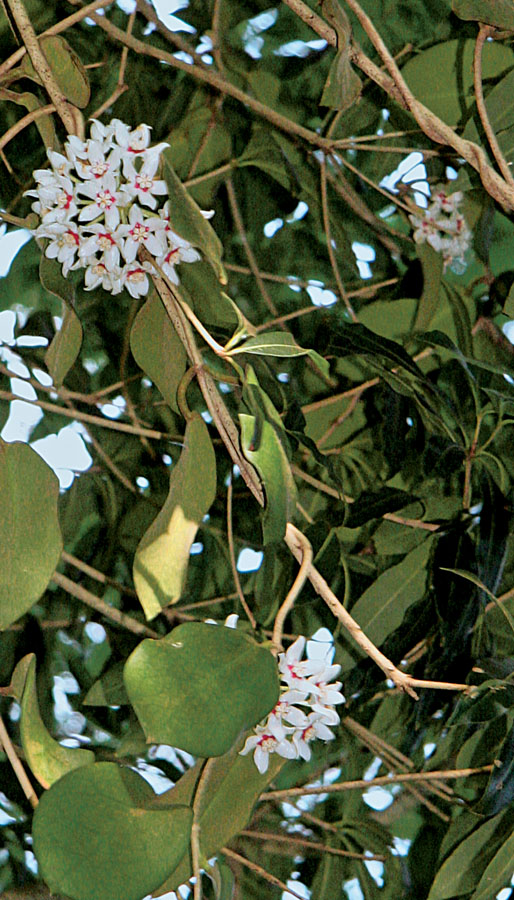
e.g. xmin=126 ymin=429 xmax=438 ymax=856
xmin=0 ymin=441 xmax=62 ymax=630
xmin=124 ymin=621 xmax=280 ymax=757
xmin=33 ymin=762 xmax=192 ymax=900
xmin=133 ymin=413 xmax=216 ymax=618
xmin=130 ymin=292 xmax=186 ymax=413
xmin=21 ymin=35 xmax=90 ymax=108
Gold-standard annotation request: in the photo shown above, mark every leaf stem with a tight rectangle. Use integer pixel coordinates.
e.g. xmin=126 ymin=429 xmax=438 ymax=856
xmin=0 ymin=714 xmax=38 ymax=808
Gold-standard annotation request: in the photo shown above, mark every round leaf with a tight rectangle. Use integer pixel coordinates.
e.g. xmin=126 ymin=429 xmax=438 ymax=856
xmin=0 ymin=441 xmax=62 ymax=629
xmin=33 ymin=762 xmax=192 ymax=900
xmin=124 ymin=622 xmax=280 ymax=757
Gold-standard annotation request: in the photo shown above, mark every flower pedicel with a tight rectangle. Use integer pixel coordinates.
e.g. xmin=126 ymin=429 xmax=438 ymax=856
xmin=26 ymin=118 xmax=210 ymax=298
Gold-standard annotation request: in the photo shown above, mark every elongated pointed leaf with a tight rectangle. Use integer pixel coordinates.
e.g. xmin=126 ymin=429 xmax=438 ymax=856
xmin=124 ymin=621 xmax=280 ymax=757
xmin=239 ymin=412 xmax=296 ymax=544
xmin=339 ymin=537 xmax=434 ymax=673
xmin=427 ymin=810 xmax=511 ymax=899
xmin=20 ymin=35 xmax=90 ymax=107
xmin=11 ymin=655 xmax=93 ymax=788
xmin=133 ymin=413 xmax=216 ymax=619
xmin=231 ymin=331 xmax=329 ymax=377
xmin=130 ymin=292 xmax=186 ymax=414
xmin=0 ymin=441 xmax=62 ymax=629
xmin=161 ymin=150 xmax=225 ymax=281
xmin=33 ymin=762 xmax=192 ymax=900
xmin=45 ymin=303 xmax=83 ymax=387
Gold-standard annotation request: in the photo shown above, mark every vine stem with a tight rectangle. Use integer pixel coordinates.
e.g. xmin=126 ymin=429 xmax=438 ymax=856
xmin=0 ymin=714 xmax=38 ymax=808
xmin=284 ymin=523 xmax=470 ymax=697
xmin=473 ymin=24 xmax=514 ymax=187
xmin=4 ymin=0 xmax=81 ymax=136
xmin=272 ymin=527 xmax=312 ymax=652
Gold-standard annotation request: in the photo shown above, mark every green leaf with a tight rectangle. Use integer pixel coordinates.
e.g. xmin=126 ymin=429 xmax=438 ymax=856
xmin=133 ymin=413 xmax=216 ymax=619
xmin=130 ymin=291 xmax=187 ymax=414
xmin=33 ymin=762 xmax=192 ymax=900
xmin=338 ymin=537 xmax=434 ymax=673
xmin=153 ymin=739 xmax=286 ymax=894
xmin=414 ymin=243 xmax=444 ymax=331
xmin=161 ymin=149 xmax=225 ymax=281
xmin=20 ymin=35 xmax=90 ymax=107
xmin=83 ymin=661 xmax=130 ymax=706
xmin=427 ymin=811 xmax=511 ymax=899
xmin=401 ymin=39 xmax=514 ymax=127
xmin=0 ymin=87 xmax=56 ymax=149
xmin=45 ymin=303 xmax=83 ymax=388
xmin=453 ymin=0 xmax=514 ymax=29
xmin=12 ymin=654 xmax=94 ymax=788
xmin=319 ymin=0 xmax=361 ymax=110
xmin=472 ymin=827 xmax=514 ymax=900
xmin=239 ymin=412 xmax=297 ymax=544
xmin=39 ymin=253 xmax=76 ymax=306
xmin=124 ymin=621 xmax=280 ymax=757
xmin=230 ymin=331 xmax=330 ymax=377
xmin=343 ymin=487 xmax=419 ymax=528
xmin=0 ymin=441 xmax=62 ymax=630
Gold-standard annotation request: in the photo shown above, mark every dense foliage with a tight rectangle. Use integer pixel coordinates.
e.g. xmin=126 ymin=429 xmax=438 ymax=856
xmin=1 ymin=0 xmax=514 ymax=898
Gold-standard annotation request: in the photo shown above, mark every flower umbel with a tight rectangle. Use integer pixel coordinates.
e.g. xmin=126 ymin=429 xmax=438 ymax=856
xmin=27 ymin=118 xmax=208 ymax=297
xmin=409 ymin=187 xmax=471 ymax=273
xmin=240 ymin=635 xmax=345 ymax=774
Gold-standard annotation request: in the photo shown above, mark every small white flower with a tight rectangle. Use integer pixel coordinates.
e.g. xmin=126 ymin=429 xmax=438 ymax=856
xmin=78 ymin=224 xmax=124 ymax=269
xmin=84 ymin=261 xmax=123 ymax=294
xmin=113 ymin=119 xmax=152 ymax=154
xmin=240 ymin=726 xmax=296 ymax=774
xmin=117 ymin=204 xmax=167 ymax=263
xmin=121 ymin=150 xmax=168 ymax=209
xmin=77 ymin=174 xmax=122 ymax=229
xmin=120 ymin=261 xmax=155 ymax=298
xmin=292 ymin=714 xmax=336 ymax=761
xmin=41 ymin=223 xmax=81 ymax=276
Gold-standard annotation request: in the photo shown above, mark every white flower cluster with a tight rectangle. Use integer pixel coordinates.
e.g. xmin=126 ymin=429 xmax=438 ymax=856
xmin=240 ymin=635 xmax=345 ymax=775
xmin=409 ymin=189 xmax=471 ymax=273
xmin=26 ymin=118 xmax=205 ymax=298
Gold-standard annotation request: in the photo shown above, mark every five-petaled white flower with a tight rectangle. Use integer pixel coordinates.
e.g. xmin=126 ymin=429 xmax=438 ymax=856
xmin=409 ymin=188 xmax=471 ymax=272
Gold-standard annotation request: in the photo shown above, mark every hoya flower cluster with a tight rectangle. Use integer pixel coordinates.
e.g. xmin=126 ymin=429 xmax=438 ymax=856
xmin=240 ymin=635 xmax=345 ymax=775
xmin=26 ymin=118 xmax=203 ymax=299
xmin=409 ymin=189 xmax=471 ymax=272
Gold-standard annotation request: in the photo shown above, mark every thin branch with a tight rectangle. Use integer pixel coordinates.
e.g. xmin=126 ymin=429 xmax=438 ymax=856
xmin=473 ymin=24 xmax=514 ymax=187
xmin=272 ymin=528 xmax=312 ymax=651
xmin=61 ymin=549 xmax=137 ymax=596
xmin=0 ymin=388 xmax=177 ymax=439
xmin=227 ymin=479 xmax=257 ymax=629
xmin=262 ymin=765 xmax=494 ymax=800
xmin=51 ymin=571 xmax=159 ymax=638
xmin=292 ymin=466 xmax=440 ymax=531
xmin=225 ymin=176 xmax=278 ymax=316
xmin=0 ymin=714 xmax=38 ymax=808
xmin=221 ymin=847 xmax=307 ymax=900
xmin=320 ymin=156 xmax=358 ymax=322
xmin=239 ymin=830 xmax=385 ymax=860
xmin=0 ymin=104 xmax=55 ymax=153
xmin=284 ymin=523 xmax=469 ymax=697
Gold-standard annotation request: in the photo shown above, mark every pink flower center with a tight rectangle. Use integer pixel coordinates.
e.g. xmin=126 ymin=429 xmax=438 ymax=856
xmin=165 ymin=248 xmax=179 ymax=265
xmin=98 ymin=233 xmax=116 ymax=251
xmin=90 ymin=162 xmax=109 ymax=178
xmin=127 ymin=268 xmax=146 ymax=283
xmin=130 ymin=223 xmax=149 ymax=242
xmin=64 ymin=231 xmax=79 ymax=247
xmin=96 ymin=190 xmax=116 ymax=209
xmin=135 ymin=173 xmax=154 ymax=192
xmin=258 ymin=735 xmax=277 ymax=752
xmin=57 ymin=191 xmax=73 ymax=209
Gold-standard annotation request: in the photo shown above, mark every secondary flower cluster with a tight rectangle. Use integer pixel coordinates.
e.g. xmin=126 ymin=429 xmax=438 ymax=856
xmin=26 ymin=118 xmax=204 ymax=298
xmin=240 ymin=635 xmax=345 ymax=774
xmin=409 ymin=189 xmax=471 ymax=273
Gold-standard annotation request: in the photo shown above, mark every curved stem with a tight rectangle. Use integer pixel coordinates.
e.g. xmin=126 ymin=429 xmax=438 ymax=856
xmin=272 ymin=525 xmax=313 ymax=651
